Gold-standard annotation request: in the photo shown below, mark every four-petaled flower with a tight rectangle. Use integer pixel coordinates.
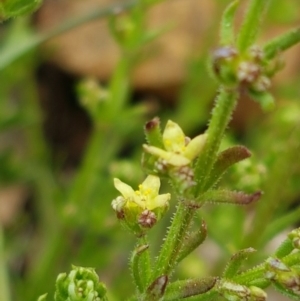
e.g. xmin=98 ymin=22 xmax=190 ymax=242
xmin=143 ymin=120 xmax=207 ymax=167
xmin=112 ymin=175 xmax=170 ymax=236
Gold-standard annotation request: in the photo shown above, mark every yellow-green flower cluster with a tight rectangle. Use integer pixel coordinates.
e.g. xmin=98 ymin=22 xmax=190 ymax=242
xmin=143 ymin=120 xmax=207 ymax=168
xmin=143 ymin=120 xmax=207 ymax=192
xmin=112 ymin=175 xmax=170 ymax=236
xmin=112 ymin=120 xmax=206 ymax=233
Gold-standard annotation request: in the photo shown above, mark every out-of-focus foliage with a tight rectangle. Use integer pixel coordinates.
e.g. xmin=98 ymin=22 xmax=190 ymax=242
xmin=0 ymin=0 xmax=300 ymax=300
xmin=0 ymin=0 xmax=42 ymax=21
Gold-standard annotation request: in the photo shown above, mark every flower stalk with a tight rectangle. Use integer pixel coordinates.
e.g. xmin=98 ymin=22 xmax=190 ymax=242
xmin=193 ymin=87 xmax=239 ymax=196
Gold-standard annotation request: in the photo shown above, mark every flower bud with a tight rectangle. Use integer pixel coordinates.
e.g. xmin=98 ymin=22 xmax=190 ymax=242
xmin=211 ymin=44 xmax=276 ymax=110
xmin=265 ymin=257 xmax=300 ymax=296
xmin=77 ymin=78 xmax=109 ymax=118
xmin=218 ymin=280 xmax=267 ymax=301
xmin=218 ymin=280 xmax=251 ymax=301
xmin=55 ymin=266 xmax=108 ymax=301
xmin=288 ymin=228 xmax=300 ymax=250
xmin=249 ymin=286 xmax=267 ymax=301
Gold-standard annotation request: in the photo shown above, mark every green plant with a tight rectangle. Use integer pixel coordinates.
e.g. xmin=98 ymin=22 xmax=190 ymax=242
xmin=1 ymin=0 xmax=300 ymax=300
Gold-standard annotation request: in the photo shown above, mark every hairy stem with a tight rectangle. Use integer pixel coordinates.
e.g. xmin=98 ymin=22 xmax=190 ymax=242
xmin=194 ymin=87 xmax=238 ymax=196
xmin=152 ymin=201 xmax=196 ymax=280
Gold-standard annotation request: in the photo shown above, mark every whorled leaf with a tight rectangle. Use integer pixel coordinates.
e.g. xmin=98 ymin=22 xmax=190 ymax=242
xmin=164 ymin=277 xmax=217 ymax=300
xmin=131 ymin=244 xmax=150 ymax=292
xmin=177 ymin=219 xmax=207 ymax=263
xmin=220 ymin=0 xmax=240 ymax=45
xmin=264 ymin=27 xmax=300 ymax=60
xmin=205 ymin=145 xmax=252 ymax=190
xmin=236 ymin=0 xmax=271 ymax=52
xmin=223 ymin=248 xmax=256 ymax=278
xmin=248 ymin=89 xmax=275 ymax=111
xmin=275 ymin=238 xmax=294 ymax=259
xmin=200 ymin=189 xmax=262 ymax=205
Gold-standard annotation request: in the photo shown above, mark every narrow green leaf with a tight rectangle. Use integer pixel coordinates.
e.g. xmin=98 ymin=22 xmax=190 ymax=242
xmin=223 ymin=248 xmax=256 ymax=278
xmin=204 ymin=145 xmax=251 ymax=190
xmin=177 ymin=220 xmax=207 ymax=263
xmin=248 ymin=90 xmax=275 ymax=111
xmin=237 ymin=0 xmax=271 ymax=52
xmin=144 ymin=117 xmax=164 ymax=148
xmin=232 ymin=262 xmax=267 ymax=286
xmin=131 ymin=243 xmax=150 ymax=292
xmin=275 ymin=239 xmax=294 ymax=259
xmin=264 ymin=27 xmax=300 ymax=60
xmin=200 ymin=189 xmax=262 ymax=205
xmin=153 ymin=202 xmax=196 ymax=279
xmin=37 ymin=294 xmax=48 ymax=301
xmin=220 ymin=0 xmax=240 ymax=45
xmin=282 ymin=252 xmax=300 ymax=269
xmin=164 ymin=277 xmax=216 ymax=300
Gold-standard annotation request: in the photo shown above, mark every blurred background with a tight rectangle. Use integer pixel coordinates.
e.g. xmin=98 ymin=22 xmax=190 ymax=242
xmin=0 ymin=0 xmax=300 ymax=300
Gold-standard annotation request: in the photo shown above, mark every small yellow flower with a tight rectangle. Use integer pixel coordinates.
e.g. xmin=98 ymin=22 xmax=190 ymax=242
xmin=143 ymin=120 xmax=207 ymax=167
xmin=112 ymin=175 xmax=170 ymax=235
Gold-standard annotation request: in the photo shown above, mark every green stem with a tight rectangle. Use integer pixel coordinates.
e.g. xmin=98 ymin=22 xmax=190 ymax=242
xmin=68 ymin=55 xmax=132 ymax=212
xmin=152 ymin=201 xmax=196 ymax=280
xmin=194 ymin=87 xmax=238 ymax=196
xmin=237 ymin=0 xmax=270 ymax=52
xmin=0 ymin=226 xmax=11 ymax=301
xmin=263 ymin=27 xmax=300 ymax=59
xmin=16 ymin=65 xmax=64 ymax=300
xmin=66 ymin=128 xmax=120 ymax=211
xmin=139 ymin=236 xmax=151 ymax=290
xmin=232 ymin=262 xmax=266 ymax=285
